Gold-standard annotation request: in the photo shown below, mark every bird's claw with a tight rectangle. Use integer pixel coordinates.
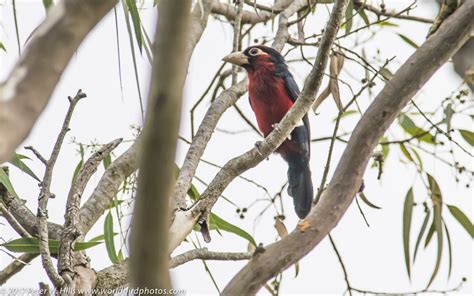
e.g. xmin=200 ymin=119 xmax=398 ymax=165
xmin=297 ymin=219 xmax=311 ymax=232
xmin=252 ymin=243 xmax=266 ymax=258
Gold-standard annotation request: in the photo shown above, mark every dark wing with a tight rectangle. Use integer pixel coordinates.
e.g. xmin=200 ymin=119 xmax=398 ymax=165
xmin=282 ymin=71 xmax=311 ymax=156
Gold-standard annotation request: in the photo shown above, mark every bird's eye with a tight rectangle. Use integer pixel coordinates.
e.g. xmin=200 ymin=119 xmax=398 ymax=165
xmin=249 ymin=48 xmax=259 ymax=56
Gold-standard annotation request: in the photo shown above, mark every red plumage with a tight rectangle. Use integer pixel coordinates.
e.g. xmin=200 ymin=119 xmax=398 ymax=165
xmin=223 ymin=45 xmax=313 ymax=219
xmin=247 ymin=61 xmax=299 ymax=156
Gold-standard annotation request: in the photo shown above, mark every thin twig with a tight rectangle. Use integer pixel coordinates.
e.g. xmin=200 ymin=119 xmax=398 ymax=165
xmin=0 ymin=253 xmax=37 ymax=285
xmin=354 ymin=0 xmax=433 ymax=24
xmin=328 ymin=234 xmax=352 ymax=296
xmin=24 ymin=146 xmax=47 ymax=166
xmin=0 ymin=202 xmax=31 ymax=237
xmin=169 ymin=248 xmax=251 ymax=268
xmin=37 ymin=89 xmax=86 ymax=287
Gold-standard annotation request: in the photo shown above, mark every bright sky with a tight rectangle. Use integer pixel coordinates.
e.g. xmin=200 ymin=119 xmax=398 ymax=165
xmin=0 ymin=1 xmax=472 ymax=295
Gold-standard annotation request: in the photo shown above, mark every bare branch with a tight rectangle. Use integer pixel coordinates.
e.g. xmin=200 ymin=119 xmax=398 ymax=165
xmin=0 ymin=253 xmax=37 ymax=285
xmin=222 ymin=3 xmax=474 ymax=294
xmin=169 ymin=248 xmax=251 ymax=268
xmin=353 ymin=0 xmax=433 ymax=24
xmin=0 ymin=0 xmax=118 ymax=164
xmin=0 ymin=201 xmax=31 ymax=238
xmin=36 ymin=90 xmax=86 ymax=287
xmin=94 ymin=249 xmax=251 ymax=289
xmin=58 ymin=138 xmax=122 ymax=288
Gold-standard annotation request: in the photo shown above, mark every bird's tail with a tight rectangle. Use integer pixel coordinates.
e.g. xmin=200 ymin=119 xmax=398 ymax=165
xmin=287 ymin=156 xmax=313 ymax=219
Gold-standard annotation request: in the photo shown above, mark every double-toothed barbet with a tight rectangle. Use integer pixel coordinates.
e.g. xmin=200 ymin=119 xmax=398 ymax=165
xmin=223 ymin=45 xmax=313 ymax=219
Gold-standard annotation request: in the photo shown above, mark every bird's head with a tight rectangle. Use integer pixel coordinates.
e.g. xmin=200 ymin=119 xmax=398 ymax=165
xmin=222 ymin=45 xmax=286 ymax=73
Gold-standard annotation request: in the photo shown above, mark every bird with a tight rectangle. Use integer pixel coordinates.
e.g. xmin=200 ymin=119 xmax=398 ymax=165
xmin=223 ymin=45 xmax=313 ymax=219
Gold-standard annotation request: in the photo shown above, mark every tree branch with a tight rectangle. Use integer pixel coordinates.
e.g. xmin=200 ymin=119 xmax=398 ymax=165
xmin=222 ymin=3 xmax=474 ymax=294
xmin=0 ymin=0 xmax=117 ymax=164
xmin=58 ymin=138 xmax=122 ymax=289
xmin=129 ymin=0 xmax=192 ymax=289
xmin=37 ymin=90 xmax=86 ymax=288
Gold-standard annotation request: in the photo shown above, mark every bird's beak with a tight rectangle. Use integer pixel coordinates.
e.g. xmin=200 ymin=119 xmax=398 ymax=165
xmin=222 ymin=51 xmax=248 ymax=66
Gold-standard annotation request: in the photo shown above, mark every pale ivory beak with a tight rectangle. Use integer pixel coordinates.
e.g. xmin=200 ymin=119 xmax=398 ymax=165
xmin=222 ymin=51 xmax=248 ymax=66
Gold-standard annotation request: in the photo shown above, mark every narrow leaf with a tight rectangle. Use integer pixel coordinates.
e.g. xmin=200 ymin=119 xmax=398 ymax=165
xmin=1 ymin=237 xmax=59 ymax=253
xmin=9 ymin=153 xmax=41 ymax=182
xmin=426 ymin=199 xmax=443 ymax=288
xmin=399 ymin=143 xmax=414 ymax=162
xmin=344 ymin=1 xmax=354 ymax=34
xmin=398 ymin=115 xmax=435 ymax=144
xmin=397 ymin=33 xmax=419 ymax=49
xmin=0 ymin=168 xmax=19 ymax=198
xmin=73 ymin=241 xmax=103 ymax=251
xmin=424 ymin=222 xmax=435 ymax=248
xmin=42 ymin=0 xmax=53 ymax=11
xmin=447 ymin=205 xmax=474 ymax=238
xmin=358 ymin=192 xmax=381 ymax=209
xmin=414 ymin=209 xmax=430 ymax=262
xmin=104 ymin=211 xmax=119 ymax=263
xmin=358 ymin=9 xmax=370 ymax=25
xmin=125 ymin=0 xmax=143 ymax=52
xmin=442 ymin=219 xmax=452 ymax=279
xmin=403 ymin=188 xmax=414 ymax=279
xmin=458 ymin=129 xmax=474 ymax=146
xmin=209 ymin=213 xmax=256 ymax=246
xmin=103 ymin=154 xmax=112 ymax=169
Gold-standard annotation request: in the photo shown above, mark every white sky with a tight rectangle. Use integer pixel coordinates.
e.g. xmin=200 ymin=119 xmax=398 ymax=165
xmin=0 ymin=1 xmax=472 ymax=295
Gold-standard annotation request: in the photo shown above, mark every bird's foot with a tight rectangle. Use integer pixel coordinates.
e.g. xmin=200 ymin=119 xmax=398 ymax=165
xmin=297 ymin=219 xmax=311 ymax=232
xmin=358 ymin=179 xmax=365 ymax=193
xmin=271 ymin=123 xmax=282 ymax=133
xmin=252 ymin=243 xmax=266 ymax=258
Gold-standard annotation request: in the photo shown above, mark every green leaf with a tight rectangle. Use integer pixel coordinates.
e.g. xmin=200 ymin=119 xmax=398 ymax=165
xmin=424 ymin=222 xmax=435 ymax=248
xmin=447 ymin=205 xmax=474 ymax=238
xmin=125 ymin=0 xmax=143 ymax=52
xmin=42 ymin=0 xmax=53 ymax=11
xmin=104 ymin=211 xmax=119 ymax=264
xmin=0 ymin=41 xmax=6 ymax=52
xmin=9 ymin=153 xmax=41 ymax=182
xmin=209 ymin=213 xmax=256 ymax=246
xmin=403 ymin=188 xmax=414 ymax=279
xmin=410 ymin=147 xmax=423 ymax=171
xmin=358 ymin=9 xmax=370 ymax=26
xmin=107 ymin=199 xmax=124 ymax=209
xmin=426 ymin=197 xmax=443 ymax=288
xmin=398 ymin=114 xmax=435 ymax=144
xmin=73 ymin=241 xmax=103 ymax=251
xmin=358 ymin=192 xmax=381 ymax=209
xmin=399 ymin=143 xmax=414 ymax=162
xmin=187 ymin=184 xmax=200 ymax=201
xmin=442 ymin=220 xmax=452 ymax=278
xmin=458 ymin=129 xmax=474 ymax=146
xmin=1 ymin=237 xmax=103 ymax=253
xmin=376 ymin=21 xmax=399 ymax=27
xmin=0 ymin=168 xmax=19 ymax=198
xmin=427 ymin=173 xmax=442 ymax=206
xmin=414 ymin=209 xmax=430 ymax=262
xmin=397 ymin=33 xmax=419 ymax=49
xmin=344 ymin=1 xmax=354 ymax=34
xmin=87 ymin=233 xmax=117 ymax=242
xmin=103 ymin=154 xmax=112 ymax=169
xmin=71 ymin=159 xmax=83 ymax=185
xmin=1 ymin=237 xmax=59 ymax=253
xmin=443 ymin=103 xmax=454 ymax=132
